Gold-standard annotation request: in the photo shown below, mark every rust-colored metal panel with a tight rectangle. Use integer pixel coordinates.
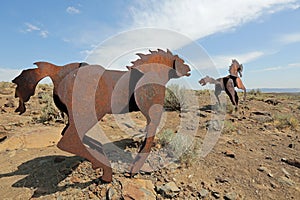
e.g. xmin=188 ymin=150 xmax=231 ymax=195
xmin=13 ymin=49 xmax=191 ymax=182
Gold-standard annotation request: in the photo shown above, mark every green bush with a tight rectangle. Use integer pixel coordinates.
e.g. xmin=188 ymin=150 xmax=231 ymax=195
xmin=157 ymin=129 xmax=175 ymax=147
xmin=164 ymin=84 xmax=187 ymax=111
xmin=37 ymin=92 xmax=63 ymax=123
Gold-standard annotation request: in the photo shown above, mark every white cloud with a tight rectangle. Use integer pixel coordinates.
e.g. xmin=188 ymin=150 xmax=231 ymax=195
xmin=129 ymin=0 xmax=298 ymax=40
xmin=212 ymin=51 xmax=265 ymax=68
xmin=23 ymin=23 xmax=49 ymax=38
xmin=40 ymin=30 xmax=49 ymax=38
xmin=279 ymin=32 xmax=300 ymax=44
xmin=80 ymin=49 xmax=94 ymax=57
xmin=253 ymin=66 xmax=283 ymax=72
xmin=77 ymin=0 xmax=297 ymax=79
xmin=288 ymin=62 xmax=300 ymax=68
xmin=250 ymin=62 xmax=300 ymax=72
xmin=25 ymin=23 xmax=40 ymax=32
xmin=85 ymin=28 xmax=193 ymax=67
xmin=66 ymin=6 xmax=81 ymax=14
xmin=68 ymin=0 xmax=297 ymax=48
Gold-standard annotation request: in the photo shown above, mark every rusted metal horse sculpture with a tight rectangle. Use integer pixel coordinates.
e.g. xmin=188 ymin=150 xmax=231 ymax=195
xmin=199 ymin=59 xmax=246 ymax=110
xmin=13 ymin=49 xmax=191 ymax=182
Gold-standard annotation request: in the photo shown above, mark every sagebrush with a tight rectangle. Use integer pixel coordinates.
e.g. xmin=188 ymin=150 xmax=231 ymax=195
xmin=37 ymin=92 xmax=64 ymax=123
xmin=157 ymin=129 xmax=199 ymax=166
xmin=274 ymin=113 xmax=298 ymax=130
xmin=164 ymin=84 xmax=188 ymax=111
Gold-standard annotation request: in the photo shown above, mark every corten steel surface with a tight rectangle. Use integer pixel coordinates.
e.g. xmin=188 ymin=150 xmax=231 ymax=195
xmin=199 ymin=59 xmax=246 ymax=111
xmin=12 ymin=49 xmax=191 ymax=182
xmin=12 ymin=61 xmax=88 ymax=115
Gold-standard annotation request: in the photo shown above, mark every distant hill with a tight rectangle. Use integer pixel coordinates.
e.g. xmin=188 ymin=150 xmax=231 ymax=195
xmin=249 ymin=88 xmax=300 ymax=93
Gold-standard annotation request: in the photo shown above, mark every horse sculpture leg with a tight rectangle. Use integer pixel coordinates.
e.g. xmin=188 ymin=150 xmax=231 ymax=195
xmin=214 ymin=84 xmax=222 ymax=106
xmin=57 ymin=119 xmax=113 ymax=182
xmin=130 ymin=121 xmax=159 ymax=175
xmin=130 ymin=104 xmax=163 ymax=175
xmin=130 ymin=81 xmax=164 ymax=176
xmin=225 ymin=79 xmax=238 ymax=111
xmin=236 ymin=77 xmax=246 ymax=101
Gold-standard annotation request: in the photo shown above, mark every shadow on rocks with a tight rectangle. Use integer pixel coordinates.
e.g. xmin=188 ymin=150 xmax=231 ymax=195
xmin=0 ymin=155 xmax=89 ymax=198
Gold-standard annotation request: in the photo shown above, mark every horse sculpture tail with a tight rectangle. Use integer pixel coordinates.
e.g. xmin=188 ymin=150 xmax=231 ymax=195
xmin=12 ymin=62 xmax=58 ymax=114
xmin=199 ymin=75 xmax=220 ymax=86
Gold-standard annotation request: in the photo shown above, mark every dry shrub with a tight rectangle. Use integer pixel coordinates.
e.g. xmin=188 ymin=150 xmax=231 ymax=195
xmin=157 ymin=129 xmax=174 ymax=147
xmin=274 ymin=114 xmax=298 ymax=130
xmin=157 ymin=129 xmax=199 ymax=166
xmin=36 ymin=92 xmax=65 ymax=124
xmin=164 ymin=84 xmax=187 ymax=111
xmin=222 ymin=120 xmax=237 ymax=134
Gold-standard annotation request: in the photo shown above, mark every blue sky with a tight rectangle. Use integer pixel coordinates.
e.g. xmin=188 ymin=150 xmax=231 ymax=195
xmin=0 ymin=0 xmax=300 ymax=89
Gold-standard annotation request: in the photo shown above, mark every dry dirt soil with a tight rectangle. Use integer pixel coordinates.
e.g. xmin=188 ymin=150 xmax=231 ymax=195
xmin=0 ymin=82 xmax=299 ymax=200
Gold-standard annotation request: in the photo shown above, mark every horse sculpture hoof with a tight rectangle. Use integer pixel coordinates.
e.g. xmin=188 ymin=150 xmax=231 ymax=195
xmin=129 ymin=169 xmax=138 ymax=177
xmin=101 ymin=175 xmax=112 ymax=183
xmin=129 ymin=161 xmax=143 ymax=177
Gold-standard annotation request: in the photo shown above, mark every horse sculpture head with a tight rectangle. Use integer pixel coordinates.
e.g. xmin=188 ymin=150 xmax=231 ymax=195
xmin=229 ymin=59 xmax=243 ymax=77
xmin=127 ymin=49 xmax=191 ymax=78
xmin=199 ymin=76 xmax=210 ymax=86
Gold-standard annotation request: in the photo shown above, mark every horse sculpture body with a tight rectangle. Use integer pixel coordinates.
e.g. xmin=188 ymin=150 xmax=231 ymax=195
xmin=199 ymin=59 xmax=246 ymax=110
xmin=12 ymin=49 xmax=191 ymax=182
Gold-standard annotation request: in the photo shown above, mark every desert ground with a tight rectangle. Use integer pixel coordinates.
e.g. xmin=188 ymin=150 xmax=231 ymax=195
xmin=0 ymin=82 xmax=299 ymax=199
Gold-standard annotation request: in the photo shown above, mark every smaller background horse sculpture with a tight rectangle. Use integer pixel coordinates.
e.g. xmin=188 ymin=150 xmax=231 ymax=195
xmin=199 ymin=75 xmax=239 ymax=110
xmin=199 ymin=59 xmax=246 ymax=111
xmin=228 ymin=59 xmax=246 ymax=101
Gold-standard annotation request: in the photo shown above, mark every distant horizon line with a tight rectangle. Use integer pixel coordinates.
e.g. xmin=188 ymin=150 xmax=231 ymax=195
xmin=247 ymin=88 xmax=300 ymax=93
xmin=2 ymin=80 xmax=300 ymax=93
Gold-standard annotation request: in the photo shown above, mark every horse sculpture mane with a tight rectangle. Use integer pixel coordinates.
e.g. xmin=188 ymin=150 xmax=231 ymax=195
xmin=127 ymin=49 xmax=190 ymax=78
xmin=127 ymin=49 xmax=182 ymax=69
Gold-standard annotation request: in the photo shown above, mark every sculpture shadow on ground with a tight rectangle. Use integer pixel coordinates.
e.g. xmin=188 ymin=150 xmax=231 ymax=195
xmin=0 ymin=138 xmax=137 ymax=198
